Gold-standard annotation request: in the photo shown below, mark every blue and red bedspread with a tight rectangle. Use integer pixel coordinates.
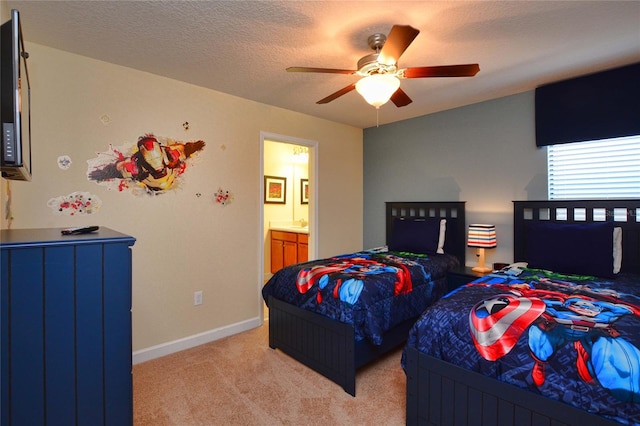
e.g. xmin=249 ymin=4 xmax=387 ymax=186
xmin=262 ymin=247 xmax=459 ymax=345
xmin=404 ymin=269 xmax=640 ymax=425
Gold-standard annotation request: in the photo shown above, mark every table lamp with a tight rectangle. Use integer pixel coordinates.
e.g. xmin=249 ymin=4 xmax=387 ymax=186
xmin=467 ymin=224 xmax=497 ymax=273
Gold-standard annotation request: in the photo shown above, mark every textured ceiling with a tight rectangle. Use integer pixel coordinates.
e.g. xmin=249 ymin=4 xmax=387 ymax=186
xmin=5 ymin=1 xmax=640 ymax=129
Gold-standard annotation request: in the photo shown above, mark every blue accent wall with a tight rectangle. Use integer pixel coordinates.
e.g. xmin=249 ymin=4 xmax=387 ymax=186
xmin=363 ymin=91 xmax=548 ymax=265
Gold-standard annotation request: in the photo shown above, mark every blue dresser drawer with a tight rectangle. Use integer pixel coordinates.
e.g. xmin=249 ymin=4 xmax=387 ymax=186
xmin=1 ymin=228 xmax=135 ymax=426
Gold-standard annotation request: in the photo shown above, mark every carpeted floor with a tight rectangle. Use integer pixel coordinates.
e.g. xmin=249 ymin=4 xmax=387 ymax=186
xmin=133 ymin=322 xmax=406 ymax=425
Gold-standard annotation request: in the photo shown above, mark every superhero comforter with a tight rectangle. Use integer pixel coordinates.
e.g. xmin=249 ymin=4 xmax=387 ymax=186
xmin=404 ymin=269 xmax=640 ymax=425
xmin=262 ymin=247 xmax=459 ymax=346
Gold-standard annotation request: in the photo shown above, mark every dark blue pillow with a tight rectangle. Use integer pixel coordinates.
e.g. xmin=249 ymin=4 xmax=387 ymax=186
xmin=526 ymin=221 xmax=614 ymax=278
xmin=388 ymin=218 xmax=440 ymax=254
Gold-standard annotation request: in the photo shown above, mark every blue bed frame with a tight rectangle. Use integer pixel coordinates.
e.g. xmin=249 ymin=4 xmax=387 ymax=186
xmin=406 ymin=199 xmax=640 ymax=425
xmin=268 ymin=201 xmax=466 ymax=396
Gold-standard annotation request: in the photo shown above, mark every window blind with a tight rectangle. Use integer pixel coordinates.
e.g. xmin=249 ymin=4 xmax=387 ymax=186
xmin=547 ymin=136 xmax=640 ymax=199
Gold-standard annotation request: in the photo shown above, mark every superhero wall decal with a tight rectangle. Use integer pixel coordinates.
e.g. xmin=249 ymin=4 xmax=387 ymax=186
xmin=87 ymin=134 xmax=205 ymax=195
xmin=47 ymin=191 xmax=102 ymax=216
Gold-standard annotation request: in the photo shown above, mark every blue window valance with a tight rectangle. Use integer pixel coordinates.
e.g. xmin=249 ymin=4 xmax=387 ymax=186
xmin=535 ymin=62 xmax=640 ymax=147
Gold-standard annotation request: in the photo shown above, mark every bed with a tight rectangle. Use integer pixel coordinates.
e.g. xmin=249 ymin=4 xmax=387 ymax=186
xmin=263 ymin=201 xmax=466 ymax=396
xmin=404 ymin=199 xmax=640 ymax=426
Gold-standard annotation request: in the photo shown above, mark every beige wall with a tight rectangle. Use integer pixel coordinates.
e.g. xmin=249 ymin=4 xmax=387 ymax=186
xmin=0 ymin=3 xmax=7 ymax=25
xmin=0 ymin=43 xmax=363 ymax=355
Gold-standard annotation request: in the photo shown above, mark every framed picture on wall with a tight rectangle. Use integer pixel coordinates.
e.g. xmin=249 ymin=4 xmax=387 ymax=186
xmin=301 ymin=179 xmax=309 ymax=204
xmin=264 ymin=175 xmax=287 ymax=204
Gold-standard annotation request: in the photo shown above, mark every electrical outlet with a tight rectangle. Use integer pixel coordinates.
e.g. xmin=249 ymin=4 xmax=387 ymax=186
xmin=194 ymin=290 xmax=203 ymax=306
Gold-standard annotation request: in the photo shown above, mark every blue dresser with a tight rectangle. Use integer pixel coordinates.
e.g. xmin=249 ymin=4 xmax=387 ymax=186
xmin=1 ymin=227 xmax=136 ymax=426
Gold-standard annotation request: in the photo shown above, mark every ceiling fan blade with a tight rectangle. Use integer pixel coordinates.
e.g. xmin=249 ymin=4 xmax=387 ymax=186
xmin=316 ymin=83 xmax=356 ymax=104
xmin=378 ymin=25 xmax=420 ymax=66
xmin=402 ymin=64 xmax=480 ymax=78
xmin=287 ymin=66 xmax=355 ymax=74
xmin=390 ymin=88 xmax=412 ymax=107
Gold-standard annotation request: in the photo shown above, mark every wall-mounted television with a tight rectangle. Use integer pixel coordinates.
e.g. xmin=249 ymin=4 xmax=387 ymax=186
xmin=1 ymin=9 xmax=32 ymax=181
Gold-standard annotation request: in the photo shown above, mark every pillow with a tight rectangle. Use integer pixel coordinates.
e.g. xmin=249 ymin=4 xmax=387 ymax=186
xmin=437 ymin=219 xmax=446 ymax=254
xmin=388 ymin=218 xmax=446 ymax=254
xmin=526 ymin=221 xmax=615 ymax=278
xmin=613 ymin=227 xmax=622 ymax=274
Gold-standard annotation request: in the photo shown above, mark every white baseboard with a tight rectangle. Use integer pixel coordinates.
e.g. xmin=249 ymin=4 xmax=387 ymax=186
xmin=132 ymin=316 xmax=263 ymax=365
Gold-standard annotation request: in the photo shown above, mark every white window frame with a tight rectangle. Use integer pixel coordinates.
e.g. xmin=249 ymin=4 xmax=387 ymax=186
xmin=547 ymin=135 xmax=640 ymax=200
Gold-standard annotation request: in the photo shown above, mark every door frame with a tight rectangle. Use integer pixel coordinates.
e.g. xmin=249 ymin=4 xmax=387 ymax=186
xmin=259 ymin=132 xmax=318 ymax=323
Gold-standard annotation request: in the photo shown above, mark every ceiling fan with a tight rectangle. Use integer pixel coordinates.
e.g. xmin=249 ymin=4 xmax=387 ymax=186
xmin=287 ymin=25 xmax=480 ymax=108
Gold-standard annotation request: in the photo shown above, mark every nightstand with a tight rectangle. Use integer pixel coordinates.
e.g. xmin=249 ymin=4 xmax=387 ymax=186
xmin=447 ymin=266 xmax=491 ymax=292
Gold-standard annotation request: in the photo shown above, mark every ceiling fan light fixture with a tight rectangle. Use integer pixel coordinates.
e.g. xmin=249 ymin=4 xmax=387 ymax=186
xmin=355 ymin=74 xmax=400 ymax=108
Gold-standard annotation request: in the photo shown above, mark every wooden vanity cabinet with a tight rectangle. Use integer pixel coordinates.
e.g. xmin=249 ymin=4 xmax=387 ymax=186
xmin=270 ymin=230 xmax=308 ymax=273
xmin=271 ymin=230 xmax=297 ymax=273
xmin=297 ymin=233 xmax=308 ymax=263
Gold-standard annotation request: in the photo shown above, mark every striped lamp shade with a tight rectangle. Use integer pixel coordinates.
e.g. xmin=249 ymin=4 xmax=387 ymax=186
xmin=467 ymin=224 xmax=497 ymax=248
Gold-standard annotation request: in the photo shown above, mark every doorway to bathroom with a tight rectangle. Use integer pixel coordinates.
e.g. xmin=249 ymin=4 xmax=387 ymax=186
xmin=259 ymin=132 xmax=318 ymax=321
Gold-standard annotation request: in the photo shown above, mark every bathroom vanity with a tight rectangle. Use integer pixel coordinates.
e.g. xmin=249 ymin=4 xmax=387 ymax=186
xmin=270 ymin=224 xmax=308 ymax=273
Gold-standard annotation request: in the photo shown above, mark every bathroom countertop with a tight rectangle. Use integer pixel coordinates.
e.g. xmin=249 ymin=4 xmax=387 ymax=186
xmin=270 ymin=225 xmax=309 ymax=234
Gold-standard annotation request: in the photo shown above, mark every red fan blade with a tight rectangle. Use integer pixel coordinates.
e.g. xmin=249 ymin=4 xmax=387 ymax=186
xmin=378 ymin=25 xmax=420 ymax=66
xmin=402 ymin=64 xmax=480 ymax=78
xmin=390 ymin=88 xmax=412 ymax=107
xmin=316 ymin=83 xmax=357 ymax=104
xmin=287 ymin=66 xmax=356 ymax=75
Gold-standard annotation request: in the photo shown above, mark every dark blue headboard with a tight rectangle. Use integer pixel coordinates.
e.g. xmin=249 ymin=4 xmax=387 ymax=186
xmin=386 ymin=201 xmax=466 ymax=266
xmin=514 ymin=200 xmax=640 ymax=274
